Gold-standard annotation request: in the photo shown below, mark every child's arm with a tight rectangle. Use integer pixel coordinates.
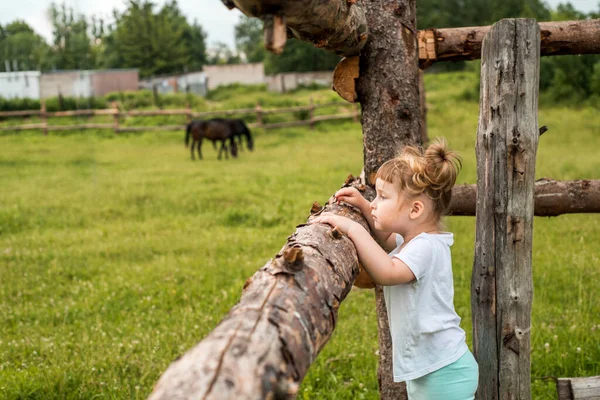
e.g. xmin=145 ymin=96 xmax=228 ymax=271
xmin=311 ymin=214 xmax=416 ymax=285
xmin=335 ymin=187 xmax=397 ymax=252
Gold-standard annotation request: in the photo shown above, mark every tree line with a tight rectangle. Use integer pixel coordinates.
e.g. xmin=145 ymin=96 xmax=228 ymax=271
xmin=0 ymin=0 xmax=598 ymax=102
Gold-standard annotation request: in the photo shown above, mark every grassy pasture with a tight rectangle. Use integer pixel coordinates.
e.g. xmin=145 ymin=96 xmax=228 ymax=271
xmin=0 ymin=72 xmax=599 ymax=399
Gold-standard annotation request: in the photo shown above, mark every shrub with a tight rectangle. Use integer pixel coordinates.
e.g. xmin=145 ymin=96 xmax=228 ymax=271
xmin=0 ymin=97 xmax=41 ymax=112
xmin=206 ymin=83 xmax=267 ymax=102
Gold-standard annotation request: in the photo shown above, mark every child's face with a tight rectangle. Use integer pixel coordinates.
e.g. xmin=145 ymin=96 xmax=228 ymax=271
xmin=370 ymin=179 xmax=407 ymax=232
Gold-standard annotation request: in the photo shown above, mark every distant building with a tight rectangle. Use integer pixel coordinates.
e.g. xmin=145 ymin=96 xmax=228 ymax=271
xmin=0 ymin=71 xmax=41 ymax=99
xmin=265 ymin=71 xmax=333 ymax=93
xmin=40 ymin=69 xmax=139 ymax=99
xmin=139 ymin=71 xmax=208 ymax=96
xmin=203 ymin=63 xmax=264 ymax=90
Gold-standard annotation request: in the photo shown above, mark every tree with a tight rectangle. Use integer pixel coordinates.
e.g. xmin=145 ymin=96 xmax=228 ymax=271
xmin=0 ymin=20 xmax=51 ymax=71
xmin=48 ymin=2 xmax=95 ymax=70
xmin=206 ymin=42 xmax=241 ymax=65
xmin=264 ymin=39 xmax=341 ymax=74
xmin=417 ymin=0 xmax=551 ymax=29
xmin=539 ymin=3 xmax=600 ymax=103
xmin=182 ymin=21 xmax=208 ymax=71
xmin=103 ymin=0 xmax=190 ymax=77
xmin=234 ymin=15 xmax=266 ymax=63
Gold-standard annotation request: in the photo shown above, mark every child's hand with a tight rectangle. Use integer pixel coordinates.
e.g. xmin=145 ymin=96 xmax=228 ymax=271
xmin=335 ymin=187 xmax=368 ymax=209
xmin=311 ymin=213 xmax=359 ymax=236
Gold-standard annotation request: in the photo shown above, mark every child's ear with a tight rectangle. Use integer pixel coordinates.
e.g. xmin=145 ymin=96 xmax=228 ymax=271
xmin=409 ymin=200 xmax=425 ymax=219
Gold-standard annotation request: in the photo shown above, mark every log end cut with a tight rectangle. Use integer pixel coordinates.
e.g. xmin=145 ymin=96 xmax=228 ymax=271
xmin=332 ymin=56 xmax=360 ymax=103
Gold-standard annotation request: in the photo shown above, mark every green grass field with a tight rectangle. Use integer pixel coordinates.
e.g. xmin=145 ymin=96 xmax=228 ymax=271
xmin=1 ymin=72 xmax=599 ymax=399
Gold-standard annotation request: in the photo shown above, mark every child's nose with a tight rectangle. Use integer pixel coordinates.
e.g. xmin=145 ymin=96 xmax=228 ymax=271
xmin=370 ymin=200 xmax=376 ymax=209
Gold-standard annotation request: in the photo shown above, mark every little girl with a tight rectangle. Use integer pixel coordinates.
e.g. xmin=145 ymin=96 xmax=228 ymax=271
xmin=311 ymin=138 xmax=479 ymax=399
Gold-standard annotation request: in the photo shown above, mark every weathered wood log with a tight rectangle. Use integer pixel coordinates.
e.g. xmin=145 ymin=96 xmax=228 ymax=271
xmin=223 ymin=0 xmax=368 ymax=56
xmin=418 ymin=70 xmax=428 ymax=144
xmin=148 ymin=180 xmax=375 ymax=399
xmin=357 ymin=1 xmax=419 ymax=398
xmin=449 ymin=179 xmax=600 ymax=216
xmin=471 ymin=19 xmax=540 ymax=400
xmin=557 ymin=376 xmax=600 ymax=400
xmin=418 ymin=19 xmax=600 ymax=67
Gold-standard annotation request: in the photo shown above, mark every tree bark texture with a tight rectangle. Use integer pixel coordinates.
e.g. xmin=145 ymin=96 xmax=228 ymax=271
xmin=148 ymin=180 xmax=376 ymax=400
xmin=471 ymin=19 xmax=540 ymax=400
xmin=418 ymin=19 xmax=600 ymax=67
xmin=357 ymin=0 xmax=422 ymax=186
xmin=224 ymin=0 xmax=368 ymax=56
xmin=419 ymin=70 xmax=428 ymax=144
xmin=357 ymin=1 xmax=420 ymax=399
xmin=449 ymin=179 xmax=600 ymax=216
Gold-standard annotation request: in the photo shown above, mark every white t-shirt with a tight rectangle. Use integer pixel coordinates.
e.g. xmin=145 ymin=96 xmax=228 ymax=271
xmin=384 ymin=232 xmax=468 ymax=382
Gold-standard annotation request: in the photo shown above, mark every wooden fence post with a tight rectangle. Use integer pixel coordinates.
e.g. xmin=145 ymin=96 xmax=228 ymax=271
xmin=255 ymin=102 xmax=263 ymax=126
xmin=186 ymin=102 xmax=192 ymax=125
xmin=352 ymin=103 xmax=359 ymax=123
xmin=472 ymin=18 xmax=540 ymax=400
xmin=41 ymin=100 xmax=47 ymax=136
xmin=309 ymin=97 xmax=315 ymax=129
xmin=111 ymin=102 xmax=120 ymax=134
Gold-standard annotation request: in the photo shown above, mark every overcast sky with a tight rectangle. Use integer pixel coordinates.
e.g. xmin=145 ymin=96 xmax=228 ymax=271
xmin=1 ymin=0 xmax=597 ymax=50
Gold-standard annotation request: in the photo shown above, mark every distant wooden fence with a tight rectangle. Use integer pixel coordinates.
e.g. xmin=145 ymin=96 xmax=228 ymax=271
xmin=0 ymin=100 xmax=360 ymax=134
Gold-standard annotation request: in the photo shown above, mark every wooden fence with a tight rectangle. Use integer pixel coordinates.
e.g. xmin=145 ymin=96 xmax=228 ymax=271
xmin=0 ymin=100 xmax=360 ymax=134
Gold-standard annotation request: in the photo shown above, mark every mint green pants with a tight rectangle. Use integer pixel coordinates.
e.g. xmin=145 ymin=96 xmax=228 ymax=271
xmin=406 ymin=351 xmax=479 ymax=400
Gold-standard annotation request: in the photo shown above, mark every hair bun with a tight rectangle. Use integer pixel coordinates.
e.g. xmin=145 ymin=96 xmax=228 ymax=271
xmin=424 ymin=138 xmax=462 ymax=193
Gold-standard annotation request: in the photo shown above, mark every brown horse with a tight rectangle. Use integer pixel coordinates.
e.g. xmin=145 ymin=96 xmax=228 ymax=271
xmin=185 ymin=119 xmax=238 ymax=160
xmin=207 ymin=118 xmax=254 ymax=153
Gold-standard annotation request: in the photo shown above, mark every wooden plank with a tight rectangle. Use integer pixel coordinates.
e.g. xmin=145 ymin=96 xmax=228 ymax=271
xmin=0 ymin=123 xmax=46 ymax=131
xmin=262 ymin=120 xmax=311 ymax=129
xmin=261 ymin=105 xmax=313 ymax=115
xmin=312 ymin=114 xmax=354 ymax=122
xmin=117 ymin=125 xmax=185 ymax=132
xmin=0 ymin=110 xmax=42 ymax=117
xmin=41 ymin=101 xmax=47 ymax=136
xmin=558 ymin=377 xmax=600 ymax=400
xmin=123 ymin=109 xmax=189 ymax=116
xmin=472 ymin=19 xmax=540 ymax=400
xmin=47 ymin=109 xmax=117 ymax=117
xmin=558 ymin=379 xmax=574 ymax=400
xmin=192 ymin=108 xmax=256 ymax=118
xmin=47 ymin=124 xmax=114 ymax=131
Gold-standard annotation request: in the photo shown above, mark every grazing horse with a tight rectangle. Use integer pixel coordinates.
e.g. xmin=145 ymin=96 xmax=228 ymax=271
xmin=185 ymin=119 xmax=238 ymax=160
xmin=229 ymin=119 xmax=254 ymax=152
xmin=207 ymin=119 xmax=254 ymax=153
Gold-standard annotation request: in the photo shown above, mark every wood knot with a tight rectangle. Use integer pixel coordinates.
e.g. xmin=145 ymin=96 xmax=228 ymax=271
xmin=310 ymin=201 xmax=323 ymax=214
xmin=344 ymin=174 xmax=355 ymax=185
xmin=283 ymin=246 xmax=304 ymax=264
xmin=243 ymin=276 xmax=253 ymax=290
xmin=330 ymin=227 xmax=343 ymax=240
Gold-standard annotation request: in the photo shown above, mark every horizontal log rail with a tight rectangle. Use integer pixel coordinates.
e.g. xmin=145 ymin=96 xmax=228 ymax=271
xmin=0 ymin=101 xmax=352 ymax=119
xmin=148 ymin=177 xmax=373 ymax=399
xmin=450 ymin=179 xmax=600 ymax=216
xmin=0 ymin=101 xmax=360 ymax=133
xmin=224 ymin=0 xmax=368 ymax=56
xmin=418 ymin=19 xmax=600 ymax=67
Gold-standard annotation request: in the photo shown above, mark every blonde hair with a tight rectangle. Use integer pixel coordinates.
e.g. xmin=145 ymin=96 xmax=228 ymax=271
xmin=375 ymin=138 xmax=462 ymax=218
